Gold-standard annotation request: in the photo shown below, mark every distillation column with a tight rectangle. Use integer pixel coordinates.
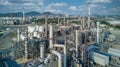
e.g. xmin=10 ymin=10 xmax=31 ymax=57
xmin=49 ymin=23 xmax=53 ymax=48
xmin=97 ymin=22 xmax=100 ymax=45
xmin=25 ymin=28 xmax=28 ymax=60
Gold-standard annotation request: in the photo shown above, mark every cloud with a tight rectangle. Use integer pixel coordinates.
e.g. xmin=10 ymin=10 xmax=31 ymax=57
xmin=69 ymin=6 xmax=77 ymax=11
xmin=92 ymin=0 xmax=112 ymax=3
xmin=48 ymin=2 xmax=67 ymax=8
xmin=45 ymin=9 xmax=63 ymax=13
xmin=0 ymin=0 xmax=13 ymax=5
xmin=8 ymin=0 xmax=34 ymax=4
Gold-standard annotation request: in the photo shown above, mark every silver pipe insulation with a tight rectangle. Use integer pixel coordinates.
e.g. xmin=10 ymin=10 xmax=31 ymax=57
xmin=44 ymin=54 xmax=51 ymax=64
xmin=54 ymin=44 xmax=67 ymax=67
xmin=51 ymin=50 xmax=62 ymax=67
xmin=49 ymin=24 xmax=62 ymax=67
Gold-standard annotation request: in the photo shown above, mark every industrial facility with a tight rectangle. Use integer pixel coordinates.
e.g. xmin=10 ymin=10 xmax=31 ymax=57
xmin=0 ymin=0 xmax=120 ymax=67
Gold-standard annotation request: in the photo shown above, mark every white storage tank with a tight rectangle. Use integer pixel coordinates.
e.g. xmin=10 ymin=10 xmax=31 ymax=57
xmin=20 ymin=34 xmax=25 ymax=41
xmin=108 ymin=48 xmax=120 ymax=57
xmin=35 ymin=25 xmax=39 ymax=31
xmin=28 ymin=26 xmax=35 ymax=33
xmin=33 ymin=31 xmax=37 ymax=37
xmin=93 ymin=52 xmax=109 ymax=66
xmin=38 ymin=26 xmax=44 ymax=32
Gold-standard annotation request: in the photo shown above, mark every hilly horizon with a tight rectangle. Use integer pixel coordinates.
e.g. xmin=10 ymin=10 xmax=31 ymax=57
xmin=0 ymin=11 xmax=64 ymax=17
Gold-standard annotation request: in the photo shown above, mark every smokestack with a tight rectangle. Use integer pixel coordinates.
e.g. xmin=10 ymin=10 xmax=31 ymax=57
xmin=45 ymin=16 xmax=48 ymax=38
xmin=22 ymin=7 xmax=25 ymax=23
xmin=88 ymin=0 xmax=91 ymax=29
xmin=49 ymin=23 xmax=53 ymax=48
xmin=97 ymin=22 xmax=100 ymax=45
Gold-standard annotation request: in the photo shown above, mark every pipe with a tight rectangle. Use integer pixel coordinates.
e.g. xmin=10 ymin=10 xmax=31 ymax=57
xmin=40 ymin=44 xmax=44 ymax=58
xmin=49 ymin=23 xmax=53 ymax=48
xmin=44 ymin=54 xmax=51 ymax=64
xmin=51 ymin=50 xmax=62 ymax=67
xmin=54 ymin=44 xmax=66 ymax=67
xmin=97 ymin=22 xmax=100 ymax=45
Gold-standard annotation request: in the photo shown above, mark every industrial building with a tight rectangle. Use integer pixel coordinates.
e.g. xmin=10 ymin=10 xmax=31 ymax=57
xmin=0 ymin=0 xmax=120 ymax=67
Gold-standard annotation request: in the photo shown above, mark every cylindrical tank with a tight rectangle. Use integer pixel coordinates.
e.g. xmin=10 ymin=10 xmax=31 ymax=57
xmin=33 ymin=31 xmax=37 ymax=37
xmin=39 ymin=26 xmax=44 ymax=32
xmin=35 ymin=25 xmax=39 ymax=31
xmin=20 ymin=34 xmax=25 ymax=41
xmin=28 ymin=26 xmax=35 ymax=33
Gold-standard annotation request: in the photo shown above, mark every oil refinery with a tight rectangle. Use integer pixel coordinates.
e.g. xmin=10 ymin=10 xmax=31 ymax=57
xmin=0 ymin=0 xmax=120 ymax=67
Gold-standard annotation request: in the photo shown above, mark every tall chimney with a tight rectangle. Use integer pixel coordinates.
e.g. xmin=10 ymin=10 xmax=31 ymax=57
xmin=22 ymin=7 xmax=25 ymax=23
xmin=88 ymin=0 xmax=91 ymax=29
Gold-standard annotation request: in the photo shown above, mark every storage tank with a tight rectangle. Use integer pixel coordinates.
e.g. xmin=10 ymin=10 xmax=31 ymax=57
xmin=20 ymin=34 xmax=25 ymax=41
xmin=35 ymin=25 xmax=39 ymax=31
xmin=93 ymin=52 xmax=109 ymax=66
xmin=28 ymin=26 xmax=35 ymax=33
xmin=38 ymin=26 xmax=44 ymax=32
xmin=33 ymin=31 xmax=37 ymax=37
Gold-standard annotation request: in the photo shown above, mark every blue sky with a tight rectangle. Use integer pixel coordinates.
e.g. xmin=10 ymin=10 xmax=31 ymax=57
xmin=0 ymin=0 xmax=120 ymax=15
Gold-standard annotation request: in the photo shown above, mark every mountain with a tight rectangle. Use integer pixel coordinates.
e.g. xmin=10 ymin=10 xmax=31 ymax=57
xmin=25 ymin=11 xmax=40 ymax=16
xmin=0 ymin=11 xmax=64 ymax=17
xmin=0 ymin=12 xmax=23 ymax=17
xmin=0 ymin=11 xmax=40 ymax=17
xmin=42 ymin=11 xmax=54 ymax=16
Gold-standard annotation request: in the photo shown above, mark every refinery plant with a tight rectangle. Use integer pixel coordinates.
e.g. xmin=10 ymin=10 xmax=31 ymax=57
xmin=0 ymin=0 xmax=120 ymax=67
